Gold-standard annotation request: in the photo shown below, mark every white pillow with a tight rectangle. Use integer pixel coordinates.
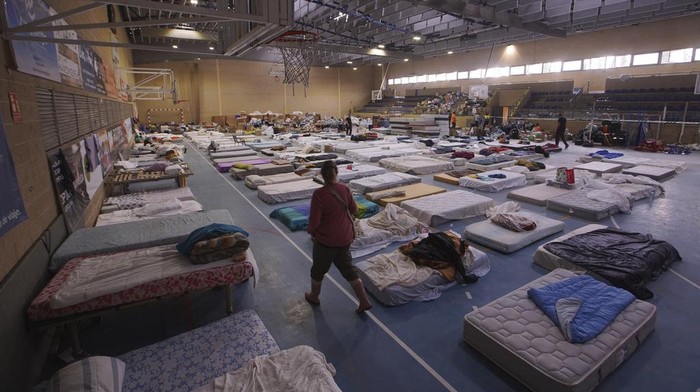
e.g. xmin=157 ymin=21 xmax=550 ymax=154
xmin=47 ymin=356 xmax=125 ymax=392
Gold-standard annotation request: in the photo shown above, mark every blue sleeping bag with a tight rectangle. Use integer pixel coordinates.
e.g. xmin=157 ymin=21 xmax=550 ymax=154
xmin=527 ymin=274 xmax=635 ymax=343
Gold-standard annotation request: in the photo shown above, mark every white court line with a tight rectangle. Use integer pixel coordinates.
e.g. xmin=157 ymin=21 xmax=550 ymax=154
xmin=472 ymin=306 xmax=478 ymax=312
xmin=669 ymin=268 xmax=700 ymax=291
xmin=465 ymin=292 xmax=472 ymax=300
xmin=189 ymin=142 xmax=458 ymax=392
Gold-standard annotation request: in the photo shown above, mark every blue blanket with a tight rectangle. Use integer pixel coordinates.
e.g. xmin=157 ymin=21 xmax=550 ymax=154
xmin=527 ymin=274 xmax=635 ymax=343
xmin=176 ymin=223 xmax=249 ymax=255
xmin=589 ymin=149 xmax=624 ymax=159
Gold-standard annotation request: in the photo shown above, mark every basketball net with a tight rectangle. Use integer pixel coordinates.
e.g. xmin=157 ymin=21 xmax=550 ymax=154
xmin=274 ymin=31 xmax=318 ymax=96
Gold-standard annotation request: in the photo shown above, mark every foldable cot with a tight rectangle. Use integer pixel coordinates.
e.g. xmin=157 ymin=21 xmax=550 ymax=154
xmin=230 ymin=162 xmax=294 ymax=179
xmin=574 ymin=161 xmax=623 ymax=175
xmin=400 ymin=190 xmax=495 ymax=226
xmin=546 ymin=190 xmax=619 ymax=221
xmin=257 ymin=179 xmax=322 ymax=204
xmin=463 ymin=211 xmax=566 ymax=253
xmin=378 ymin=156 xmax=454 ymax=175
xmin=348 ymin=172 xmax=421 ymax=194
xmin=463 ymin=268 xmax=656 ymax=392
xmin=244 ymin=172 xmax=310 ymax=189
xmin=507 ymin=183 xmax=573 ymax=206
xmin=104 ymin=164 xmax=193 ymax=195
xmin=50 ymin=210 xmax=235 ymax=272
xmin=357 ymin=245 xmax=489 ymax=306
xmin=621 ymin=165 xmax=676 ymax=181
xmin=459 ymin=170 xmax=527 ymax=192
xmin=366 ymin=183 xmax=446 ymax=207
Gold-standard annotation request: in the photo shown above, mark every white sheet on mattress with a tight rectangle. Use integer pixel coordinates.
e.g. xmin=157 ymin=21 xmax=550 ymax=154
xmin=349 ymin=172 xmax=420 ymax=194
xmin=574 ymin=161 xmax=623 ymax=174
xmin=350 ymin=203 xmax=427 ymax=258
xmin=378 ymin=156 xmax=454 ymax=175
xmin=95 ymin=200 xmax=204 ymax=226
xmin=335 ymin=164 xmax=387 ymax=182
xmin=51 ymin=246 xmax=256 ymax=309
xmin=400 ymin=190 xmax=495 ymax=226
xmin=244 ymin=172 xmax=306 ymax=189
xmin=502 ymin=164 xmax=556 ymax=180
xmin=257 ymin=179 xmax=322 ymax=204
xmin=103 ymin=187 xmax=195 ymax=210
xmin=459 ymin=170 xmax=527 ymax=192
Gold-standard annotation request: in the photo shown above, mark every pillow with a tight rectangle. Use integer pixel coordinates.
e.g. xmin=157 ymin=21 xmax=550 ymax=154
xmin=233 ymin=163 xmax=254 ymax=170
xmin=46 ymin=356 xmax=125 ymax=392
xmin=189 ymin=232 xmax=250 ymax=264
xmin=176 ymin=223 xmax=250 ymax=255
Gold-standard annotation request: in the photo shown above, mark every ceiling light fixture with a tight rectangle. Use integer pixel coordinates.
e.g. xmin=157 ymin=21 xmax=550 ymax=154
xmin=209 ymin=46 xmax=214 ymax=50
xmin=172 ymin=44 xmax=178 ymax=49
xmin=413 ymin=36 xmax=421 ymax=41
xmin=403 ymin=58 xmax=409 ymax=62
xmin=377 ymin=63 xmax=382 ymax=66
xmin=353 ymin=67 xmax=357 ymax=70
xmin=347 ymin=61 xmax=353 ymax=64
xmin=190 ymin=0 xmax=198 ymax=4
xmin=448 ymin=51 xmax=453 ymax=54
xmin=325 ymin=65 xmax=329 ymax=69
xmin=378 ymin=44 xmax=385 ymax=49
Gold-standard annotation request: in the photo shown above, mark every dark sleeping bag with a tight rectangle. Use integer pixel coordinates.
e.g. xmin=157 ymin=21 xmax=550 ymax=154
xmin=543 ymin=228 xmax=681 ymax=299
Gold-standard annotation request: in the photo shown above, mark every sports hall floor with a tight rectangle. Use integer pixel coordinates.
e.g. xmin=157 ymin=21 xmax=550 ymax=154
xmin=43 ymin=139 xmax=700 ymax=391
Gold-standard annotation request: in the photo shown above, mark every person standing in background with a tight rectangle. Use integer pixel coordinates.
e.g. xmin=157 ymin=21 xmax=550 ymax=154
xmin=345 ymin=112 xmax=353 ymax=136
xmin=555 ymin=113 xmax=569 ymax=149
xmin=305 ymin=161 xmax=373 ymax=314
xmin=450 ymin=112 xmax=457 ymax=136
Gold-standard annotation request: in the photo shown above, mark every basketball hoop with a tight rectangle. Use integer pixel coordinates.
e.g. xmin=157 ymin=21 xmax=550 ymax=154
xmin=273 ymin=30 xmax=319 ymax=96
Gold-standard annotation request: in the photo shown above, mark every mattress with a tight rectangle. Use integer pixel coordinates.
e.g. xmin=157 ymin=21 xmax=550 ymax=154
xmin=574 ymin=162 xmax=623 ymax=175
xmin=120 ymin=309 xmax=280 ymax=392
xmin=507 ymin=184 xmax=573 ymax=206
xmin=463 ymin=156 xmax=516 ymax=172
xmin=95 ymin=200 xmax=204 ymax=226
xmin=246 ymin=141 xmax=285 ymax=151
xmin=50 ymin=210 xmax=235 ymax=272
xmin=212 ymin=155 xmax=264 ymax=165
xmin=332 ymin=164 xmax=387 ymax=182
xmin=463 ymin=211 xmax=566 ymax=253
xmin=621 ymin=165 xmax=676 ymax=181
xmin=270 ymin=195 xmax=379 ymax=231
xmin=102 ymin=187 xmax=195 ymax=212
xmin=463 ymin=268 xmax=656 ymax=392
xmin=209 ymin=145 xmax=250 ymax=153
xmin=366 ymin=183 xmax=446 ymax=207
xmin=332 ymin=142 xmax=375 ymax=154
xmin=378 ymin=156 xmax=454 ymax=175
xmin=347 ymin=146 xmax=422 ymax=162
xmin=400 ymin=190 xmax=495 ymax=226
xmin=230 ymin=163 xmax=293 ymax=179
xmin=458 ymin=170 xmax=528 ymax=192
xmin=546 ymin=190 xmax=619 ymax=221
xmin=257 ymin=179 xmax=322 ymax=204
xmin=216 ymin=159 xmax=272 ymax=173
xmin=357 ymin=247 xmax=489 ymax=306
xmin=244 ymin=172 xmax=308 ymax=189
xmin=29 ymin=248 xmax=256 ymax=322
xmin=433 ymin=169 xmax=481 ymax=186
xmin=601 ymin=156 xmax=651 ymax=168
xmin=349 ymin=172 xmax=421 ymax=194
xmin=502 ymin=164 xmax=556 ymax=180
xmin=639 ymin=159 xmax=688 ymax=173
xmin=209 ymin=149 xmax=258 ymax=159
xmin=350 ymin=204 xmax=427 ymax=258
xmin=532 ymin=224 xmax=607 ymax=273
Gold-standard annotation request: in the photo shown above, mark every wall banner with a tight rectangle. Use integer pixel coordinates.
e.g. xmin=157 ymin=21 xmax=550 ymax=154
xmin=0 ymin=115 xmax=28 ymax=236
xmin=48 ymin=143 xmax=90 ymax=232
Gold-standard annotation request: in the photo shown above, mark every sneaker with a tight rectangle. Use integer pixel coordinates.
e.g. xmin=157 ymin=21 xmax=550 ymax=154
xmin=565 ymin=144 xmax=569 ymax=149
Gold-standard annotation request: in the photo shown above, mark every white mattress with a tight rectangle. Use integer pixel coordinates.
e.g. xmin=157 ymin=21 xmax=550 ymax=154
xmin=332 ymin=142 xmax=376 ymax=154
xmin=546 ymin=190 xmax=619 ymax=221
xmin=350 ymin=204 xmax=427 ymax=258
xmin=357 ymin=247 xmax=489 ymax=306
xmin=502 ymin=164 xmax=556 ymax=180
xmin=459 ymin=170 xmax=528 ymax=192
xmin=102 ymin=187 xmax=195 ymax=212
xmin=400 ymin=190 xmax=495 ymax=226
xmin=463 ymin=158 xmax=516 ymax=172
xmin=532 ymin=224 xmax=607 ymax=272
xmin=244 ymin=172 xmax=307 ymax=189
xmin=335 ymin=164 xmax=387 ymax=182
xmin=212 ymin=155 xmax=263 ymax=164
xmin=257 ymin=179 xmax=322 ymax=204
xmin=209 ymin=149 xmax=258 ymax=159
xmin=348 ymin=147 xmax=423 ymax=162
xmin=463 ymin=268 xmax=656 ymax=392
xmin=349 ymin=172 xmax=421 ymax=194
xmin=574 ymin=161 xmax=623 ymax=175
xmin=601 ymin=156 xmax=651 ymax=168
xmin=378 ymin=156 xmax=454 ymax=175
xmin=639 ymin=159 xmax=688 ymax=173
xmin=621 ymin=165 xmax=676 ymax=181
xmin=463 ymin=211 xmax=566 ymax=253
xmin=95 ymin=200 xmax=204 ymax=226
xmin=507 ymin=184 xmax=573 ymax=206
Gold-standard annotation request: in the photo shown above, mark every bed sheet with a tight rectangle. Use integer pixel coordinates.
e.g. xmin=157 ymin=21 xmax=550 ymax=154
xmin=244 ymin=172 xmax=308 ymax=189
xmin=95 ymin=200 xmax=204 ymax=226
xmin=400 ymin=190 xmax=495 ymax=226
xmin=257 ymin=179 xmax=322 ymax=204
xmin=348 ymin=172 xmax=421 ymax=194
xmin=502 ymin=164 xmax=556 ymax=180
xmin=378 ymin=156 xmax=454 ymax=175
xmin=102 ymin=187 xmax=195 ymax=212
xmin=458 ymin=170 xmax=527 ymax=192
xmin=350 ymin=204 xmax=427 ymax=258
xmin=120 ymin=309 xmax=280 ymax=392
xmin=463 ymin=211 xmax=566 ymax=253
xmin=532 ymin=224 xmax=607 ymax=273
xmin=463 ymin=156 xmax=516 ymax=172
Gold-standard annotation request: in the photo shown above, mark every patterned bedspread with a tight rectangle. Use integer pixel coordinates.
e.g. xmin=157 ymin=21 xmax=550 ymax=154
xmin=270 ymin=196 xmax=380 ymax=231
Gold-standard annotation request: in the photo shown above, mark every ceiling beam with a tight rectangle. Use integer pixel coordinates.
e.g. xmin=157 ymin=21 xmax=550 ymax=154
xmin=9 ymin=3 xmax=103 ymax=31
xmin=5 ymin=16 xmax=229 ymax=33
xmin=270 ymin=41 xmax=419 ymax=59
xmin=413 ymin=0 xmax=567 ymax=38
xmin=92 ymin=0 xmax=268 ymax=24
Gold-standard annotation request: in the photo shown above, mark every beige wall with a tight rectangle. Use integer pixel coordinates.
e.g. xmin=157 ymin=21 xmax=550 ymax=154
xmin=384 ymin=14 xmax=700 ymax=94
xmin=136 ymin=59 xmax=375 ymax=123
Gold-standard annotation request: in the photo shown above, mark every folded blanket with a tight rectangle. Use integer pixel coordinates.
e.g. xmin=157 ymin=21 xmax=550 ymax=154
xmin=490 ymin=213 xmax=536 ymax=232
xmin=176 ymin=224 xmax=249 ymax=255
xmin=528 ymin=274 xmax=635 ymax=343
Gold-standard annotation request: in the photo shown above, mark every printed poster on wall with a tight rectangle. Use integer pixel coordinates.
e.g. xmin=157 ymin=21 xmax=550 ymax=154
xmin=48 ymin=149 xmax=87 ymax=232
xmin=79 ymin=46 xmax=106 ymax=95
xmin=5 ymin=0 xmax=61 ymax=82
xmin=80 ymin=136 xmax=103 ymax=199
xmin=112 ymin=35 xmax=129 ymax=102
xmin=53 ymin=17 xmax=82 ymax=88
xmin=97 ymin=129 xmax=113 ymax=176
xmin=0 ymin=115 xmax=28 ymax=237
